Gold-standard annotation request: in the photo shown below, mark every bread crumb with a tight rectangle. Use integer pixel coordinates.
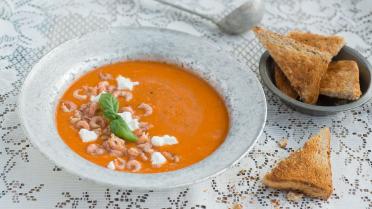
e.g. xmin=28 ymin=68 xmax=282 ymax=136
xmin=230 ymin=203 xmax=243 ymax=209
xmin=271 ymin=199 xmax=280 ymax=207
xmin=278 ymin=138 xmax=288 ymax=148
xmin=287 ymin=191 xmax=303 ymax=201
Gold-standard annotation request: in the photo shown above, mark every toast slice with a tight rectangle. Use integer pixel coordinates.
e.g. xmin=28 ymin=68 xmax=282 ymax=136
xmin=253 ymin=27 xmax=332 ymax=104
xmin=275 ymin=60 xmax=362 ymax=100
xmin=274 ymin=64 xmax=298 ymax=99
xmin=320 ymin=60 xmax=362 ymax=100
xmin=263 ymin=128 xmax=333 ymax=199
xmin=288 ymin=31 xmax=345 ymax=57
xmin=274 ymin=31 xmax=355 ymax=101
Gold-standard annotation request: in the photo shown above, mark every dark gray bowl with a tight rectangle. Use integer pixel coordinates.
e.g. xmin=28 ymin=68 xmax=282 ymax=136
xmin=259 ymin=46 xmax=372 ymax=115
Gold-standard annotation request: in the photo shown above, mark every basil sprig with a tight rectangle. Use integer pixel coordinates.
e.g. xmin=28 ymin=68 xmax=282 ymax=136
xmin=99 ymin=93 xmax=137 ymax=142
xmin=99 ymin=93 xmax=120 ymax=121
xmin=109 ymin=118 xmax=137 ymax=142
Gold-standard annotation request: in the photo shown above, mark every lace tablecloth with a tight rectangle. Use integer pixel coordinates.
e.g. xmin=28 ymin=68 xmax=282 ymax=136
xmin=0 ymin=0 xmax=371 ymax=208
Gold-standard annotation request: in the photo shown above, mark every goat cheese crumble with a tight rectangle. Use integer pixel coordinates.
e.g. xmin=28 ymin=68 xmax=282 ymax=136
xmin=116 ymin=75 xmax=139 ymax=91
xmin=79 ymin=129 xmax=98 ymax=143
xmin=151 ymin=152 xmax=167 ymax=166
xmin=151 ymin=135 xmax=178 ymax=146
xmin=107 ymin=161 xmax=116 ymax=170
xmin=117 ymin=111 xmax=140 ymax=131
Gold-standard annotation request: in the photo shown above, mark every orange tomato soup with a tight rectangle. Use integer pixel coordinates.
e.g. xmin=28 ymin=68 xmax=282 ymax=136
xmin=56 ymin=61 xmax=229 ymax=173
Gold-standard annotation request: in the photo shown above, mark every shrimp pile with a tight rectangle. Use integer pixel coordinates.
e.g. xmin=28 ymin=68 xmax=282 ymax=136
xmin=60 ymin=72 xmax=179 ymax=172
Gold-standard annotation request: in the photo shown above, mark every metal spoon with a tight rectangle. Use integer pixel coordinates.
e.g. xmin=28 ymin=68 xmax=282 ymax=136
xmin=152 ymin=0 xmax=265 ymax=35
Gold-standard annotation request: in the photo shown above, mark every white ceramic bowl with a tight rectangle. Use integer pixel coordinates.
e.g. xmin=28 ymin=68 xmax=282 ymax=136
xmin=19 ymin=27 xmax=267 ymax=189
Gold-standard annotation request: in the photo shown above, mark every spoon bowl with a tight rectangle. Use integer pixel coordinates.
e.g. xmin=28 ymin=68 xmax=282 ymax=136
xmin=153 ymin=0 xmax=264 ymax=35
xmin=218 ymin=0 xmax=265 ymax=35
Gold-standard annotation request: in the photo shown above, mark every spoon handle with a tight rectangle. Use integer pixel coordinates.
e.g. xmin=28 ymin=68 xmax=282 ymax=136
xmin=152 ymin=0 xmax=216 ymax=23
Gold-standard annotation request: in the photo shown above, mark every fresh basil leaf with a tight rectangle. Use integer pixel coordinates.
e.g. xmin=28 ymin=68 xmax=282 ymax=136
xmin=99 ymin=92 xmax=137 ymax=142
xmin=102 ymin=110 xmax=120 ymax=121
xmin=110 ymin=118 xmax=138 ymax=142
xmin=99 ymin=93 xmax=119 ymax=121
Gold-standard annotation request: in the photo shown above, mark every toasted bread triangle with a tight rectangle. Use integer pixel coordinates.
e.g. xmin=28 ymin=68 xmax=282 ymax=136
xmin=320 ymin=60 xmax=362 ymax=100
xmin=253 ymin=27 xmax=332 ymax=104
xmin=275 ymin=61 xmax=362 ymax=101
xmin=263 ymin=128 xmax=333 ymax=199
xmin=274 ymin=31 xmax=360 ymax=100
xmin=274 ymin=64 xmax=298 ymax=99
xmin=288 ymin=31 xmax=345 ymax=57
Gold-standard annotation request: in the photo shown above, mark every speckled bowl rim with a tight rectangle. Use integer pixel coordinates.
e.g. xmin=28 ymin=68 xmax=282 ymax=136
xmin=18 ymin=27 xmax=267 ymax=189
xmin=259 ymin=46 xmax=372 ymax=115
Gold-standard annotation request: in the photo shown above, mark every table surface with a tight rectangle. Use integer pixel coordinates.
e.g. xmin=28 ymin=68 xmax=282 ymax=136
xmin=0 ymin=0 xmax=371 ymax=208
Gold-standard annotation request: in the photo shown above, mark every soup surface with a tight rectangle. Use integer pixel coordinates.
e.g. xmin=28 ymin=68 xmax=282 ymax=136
xmin=56 ymin=61 xmax=229 ymax=173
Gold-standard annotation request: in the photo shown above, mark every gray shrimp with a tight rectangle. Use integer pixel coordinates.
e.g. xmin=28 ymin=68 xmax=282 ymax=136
xmin=75 ymin=120 xmax=90 ymax=130
xmin=126 ymin=159 xmax=141 ymax=172
xmin=86 ymin=143 xmax=106 ymax=155
xmin=99 ymin=72 xmax=113 ymax=80
xmin=61 ymin=101 xmax=77 ymax=112
xmin=138 ymin=103 xmax=153 ymax=116
xmin=89 ymin=116 xmax=106 ymax=129
xmin=73 ymin=89 xmax=88 ymax=100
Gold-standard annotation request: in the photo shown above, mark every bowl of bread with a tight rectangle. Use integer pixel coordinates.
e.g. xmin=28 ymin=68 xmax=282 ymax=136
xmin=255 ymin=27 xmax=372 ymax=115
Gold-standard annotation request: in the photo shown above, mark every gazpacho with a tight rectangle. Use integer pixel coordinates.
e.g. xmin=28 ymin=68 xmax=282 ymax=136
xmin=56 ymin=61 xmax=229 ymax=173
